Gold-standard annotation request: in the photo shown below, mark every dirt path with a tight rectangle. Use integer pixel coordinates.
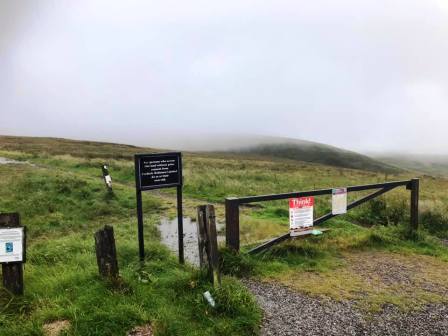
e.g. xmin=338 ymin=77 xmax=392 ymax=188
xmin=244 ymin=280 xmax=448 ymax=336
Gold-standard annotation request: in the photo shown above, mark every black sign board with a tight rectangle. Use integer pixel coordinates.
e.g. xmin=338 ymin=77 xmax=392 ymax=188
xmin=134 ymin=152 xmax=184 ymax=264
xmin=135 ymin=153 xmax=182 ymax=191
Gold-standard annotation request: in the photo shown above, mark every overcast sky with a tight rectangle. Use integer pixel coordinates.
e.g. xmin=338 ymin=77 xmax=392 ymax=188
xmin=1 ymin=1 xmax=447 ymax=154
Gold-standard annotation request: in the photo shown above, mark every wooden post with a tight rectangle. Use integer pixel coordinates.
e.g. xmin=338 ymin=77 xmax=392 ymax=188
xmin=196 ymin=205 xmax=208 ymax=268
xmin=410 ymin=178 xmax=420 ymax=233
xmin=0 ymin=213 xmax=24 ymax=295
xmin=136 ymin=189 xmax=145 ymax=262
xmin=196 ymin=205 xmax=220 ymax=285
xmin=205 ymin=205 xmax=220 ymax=285
xmin=94 ymin=225 xmax=119 ymax=279
xmin=225 ymin=198 xmax=240 ymax=252
xmin=2 ymin=263 xmax=23 ymax=295
xmin=177 ymin=185 xmax=184 ymax=264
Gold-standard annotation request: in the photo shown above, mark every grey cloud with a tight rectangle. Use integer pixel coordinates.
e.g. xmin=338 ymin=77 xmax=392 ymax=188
xmin=1 ymin=0 xmax=447 ymax=154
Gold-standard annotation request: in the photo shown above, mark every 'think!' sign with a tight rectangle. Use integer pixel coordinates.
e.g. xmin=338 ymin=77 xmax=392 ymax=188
xmin=289 ymin=197 xmax=314 ymax=236
xmin=135 ymin=152 xmax=182 ymax=191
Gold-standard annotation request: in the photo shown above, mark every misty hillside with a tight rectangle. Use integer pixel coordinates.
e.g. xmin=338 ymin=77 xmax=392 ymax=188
xmin=375 ymin=154 xmax=448 ymax=177
xmin=0 ymin=135 xmax=157 ymax=159
xmin=140 ymin=133 xmax=400 ymax=173
xmin=0 ymin=134 xmax=400 ymax=174
xmin=216 ymin=137 xmax=400 ymax=173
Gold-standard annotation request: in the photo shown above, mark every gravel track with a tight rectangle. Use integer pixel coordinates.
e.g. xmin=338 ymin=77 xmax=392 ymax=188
xmin=244 ymin=280 xmax=448 ymax=336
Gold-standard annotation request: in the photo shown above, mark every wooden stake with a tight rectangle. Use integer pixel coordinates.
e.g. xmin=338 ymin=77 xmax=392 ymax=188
xmin=196 ymin=205 xmax=220 ymax=285
xmin=94 ymin=225 xmax=119 ymax=279
xmin=205 ymin=205 xmax=220 ymax=286
xmin=196 ymin=205 xmax=208 ymax=268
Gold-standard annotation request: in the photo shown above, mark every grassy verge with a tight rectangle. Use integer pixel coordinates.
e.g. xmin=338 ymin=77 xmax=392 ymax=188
xmin=0 ymin=162 xmax=260 ymax=335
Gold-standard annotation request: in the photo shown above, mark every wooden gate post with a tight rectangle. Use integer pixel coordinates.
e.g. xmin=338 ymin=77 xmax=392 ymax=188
xmin=225 ymin=198 xmax=240 ymax=252
xmin=410 ymin=178 xmax=420 ymax=233
xmin=94 ymin=225 xmax=119 ymax=279
xmin=0 ymin=213 xmax=24 ymax=295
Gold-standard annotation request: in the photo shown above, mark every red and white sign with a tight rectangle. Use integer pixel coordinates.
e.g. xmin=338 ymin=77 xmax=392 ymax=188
xmin=289 ymin=197 xmax=314 ymax=236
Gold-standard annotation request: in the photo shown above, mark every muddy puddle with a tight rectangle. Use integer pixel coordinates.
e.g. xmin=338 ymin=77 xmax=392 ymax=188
xmin=158 ymin=217 xmax=224 ymax=267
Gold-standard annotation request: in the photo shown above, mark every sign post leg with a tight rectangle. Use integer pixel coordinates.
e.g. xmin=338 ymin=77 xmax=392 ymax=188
xmin=136 ymin=189 xmax=145 ymax=262
xmin=177 ymin=185 xmax=184 ymax=264
xmin=2 ymin=263 xmax=23 ymax=295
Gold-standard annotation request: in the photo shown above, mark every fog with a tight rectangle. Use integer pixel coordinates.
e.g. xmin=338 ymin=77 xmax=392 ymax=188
xmin=1 ymin=1 xmax=447 ymax=154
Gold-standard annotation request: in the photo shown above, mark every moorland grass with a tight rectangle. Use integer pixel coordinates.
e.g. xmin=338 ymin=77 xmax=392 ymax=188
xmin=0 ymin=162 xmax=260 ymax=335
xmin=1 ymin=136 xmax=448 ymax=333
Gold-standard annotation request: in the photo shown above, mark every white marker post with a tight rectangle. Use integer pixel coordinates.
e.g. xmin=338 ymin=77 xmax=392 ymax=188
xmin=332 ymin=188 xmax=348 ymax=215
xmin=289 ymin=197 xmax=314 ymax=237
xmin=102 ymin=164 xmax=112 ymax=190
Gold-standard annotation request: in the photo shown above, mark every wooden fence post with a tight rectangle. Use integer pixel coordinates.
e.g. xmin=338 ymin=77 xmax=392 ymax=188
xmin=410 ymin=178 xmax=420 ymax=233
xmin=0 ymin=213 xmax=24 ymax=295
xmin=225 ymin=198 xmax=240 ymax=252
xmin=205 ymin=205 xmax=220 ymax=285
xmin=196 ymin=205 xmax=220 ymax=285
xmin=94 ymin=225 xmax=119 ymax=279
xmin=196 ymin=205 xmax=208 ymax=268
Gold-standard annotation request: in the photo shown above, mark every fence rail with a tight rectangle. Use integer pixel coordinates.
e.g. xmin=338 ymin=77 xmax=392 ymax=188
xmin=225 ymin=179 xmax=420 ymax=253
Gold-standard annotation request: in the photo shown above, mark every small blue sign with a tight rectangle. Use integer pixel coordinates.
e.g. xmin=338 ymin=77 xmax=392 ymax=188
xmin=5 ymin=242 xmax=13 ymax=253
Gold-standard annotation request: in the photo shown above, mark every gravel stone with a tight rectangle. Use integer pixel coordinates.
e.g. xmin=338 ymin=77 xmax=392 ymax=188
xmin=243 ymin=279 xmax=448 ymax=336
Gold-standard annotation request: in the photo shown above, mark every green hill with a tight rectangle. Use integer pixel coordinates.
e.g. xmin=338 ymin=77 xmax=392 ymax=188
xmin=229 ymin=140 xmax=400 ymax=173
xmin=154 ymin=133 xmax=401 ymax=173
xmin=0 ymin=134 xmax=400 ymax=174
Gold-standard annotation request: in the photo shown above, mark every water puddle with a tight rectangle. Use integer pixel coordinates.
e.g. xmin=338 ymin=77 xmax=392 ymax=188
xmin=158 ymin=217 xmax=224 ymax=267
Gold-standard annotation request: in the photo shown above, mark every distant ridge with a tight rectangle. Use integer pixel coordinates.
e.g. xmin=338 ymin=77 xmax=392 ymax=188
xmin=0 ymin=134 xmax=399 ymax=173
xmin=373 ymin=153 xmax=448 ymax=177
xmin=204 ymin=136 xmax=400 ymax=173
xmin=172 ymin=133 xmax=399 ymax=173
